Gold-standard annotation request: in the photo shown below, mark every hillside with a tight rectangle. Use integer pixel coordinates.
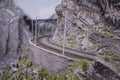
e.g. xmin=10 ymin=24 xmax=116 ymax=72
xmin=0 ymin=0 xmax=29 ymax=65
xmin=53 ymin=0 xmax=120 ymax=56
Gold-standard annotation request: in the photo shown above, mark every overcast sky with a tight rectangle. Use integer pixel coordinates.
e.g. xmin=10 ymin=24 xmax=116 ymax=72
xmin=13 ymin=0 xmax=61 ymax=19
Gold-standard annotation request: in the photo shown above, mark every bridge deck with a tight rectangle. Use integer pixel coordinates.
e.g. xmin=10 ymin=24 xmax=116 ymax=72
xmin=28 ymin=19 xmax=57 ymax=23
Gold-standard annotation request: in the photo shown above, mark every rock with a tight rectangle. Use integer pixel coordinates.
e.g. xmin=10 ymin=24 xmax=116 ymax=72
xmin=0 ymin=70 xmax=3 ymax=74
xmin=52 ymin=0 xmax=120 ymax=79
xmin=74 ymin=68 xmax=86 ymax=80
xmin=0 ymin=0 xmax=29 ymax=64
xmin=9 ymin=62 xmax=15 ymax=67
xmin=1 ymin=61 xmax=5 ymax=65
xmin=33 ymin=70 xmax=38 ymax=74
xmin=12 ymin=67 xmax=18 ymax=72
xmin=97 ymin=0 xmax=120 ymax=29
xmin=53 ymin=0 xmax=102 ymax=52
xmin=92 ymin=60 xmax=120 ymax=80
xmin=53 ymin=0 xmax=120 ymax=54
xmin=74 ymin=59 xmax=120 ymax=80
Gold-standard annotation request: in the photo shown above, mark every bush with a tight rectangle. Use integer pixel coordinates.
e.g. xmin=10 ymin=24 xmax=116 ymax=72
xmin=104 ymin=56 xmax=112 ymax=62
xmin=72 ymin=59 xmax=89 ymax=72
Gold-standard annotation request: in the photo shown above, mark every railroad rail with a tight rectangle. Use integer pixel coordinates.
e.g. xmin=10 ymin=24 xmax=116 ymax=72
xmin=30 ymin=36 xmax=95 ymax=61
xmin=30 ymin=36 xmax=120 ymax=62
xmin=29 ymin=36 xmax=120 ymax=76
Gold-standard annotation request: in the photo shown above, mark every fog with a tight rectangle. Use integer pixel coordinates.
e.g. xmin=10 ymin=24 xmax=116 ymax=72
xmin=13 ymin=0 xmax=61 ymax=19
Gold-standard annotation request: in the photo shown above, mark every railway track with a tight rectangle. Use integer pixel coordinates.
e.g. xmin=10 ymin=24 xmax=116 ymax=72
xmin=46 ymin=37 xmax=120 ymax=61
xmin=31 ymin=36 xmax=95 ymax=61
xmin=31 ymin=36 xmax=120 ymax=62
xmin=29 ymin=37 xmax=120 ymax=77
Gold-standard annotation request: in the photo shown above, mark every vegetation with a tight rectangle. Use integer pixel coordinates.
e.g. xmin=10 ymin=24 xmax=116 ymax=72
xmin=97 ymin=54 xmax=114 ymax=63
xmin=0 ymin=47 xmax=81 ymax=80
xmin=103 ymin=56 xmax=113 ymax=62
xmin=83 ymin=77 xmax=90 ymax=80
xmin=71 ymin=59 xmax=89 ymax=72
xmin=102 ymin=27 xmax=117 ymax=38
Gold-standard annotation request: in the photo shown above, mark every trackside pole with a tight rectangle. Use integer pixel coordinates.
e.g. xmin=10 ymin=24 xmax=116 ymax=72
xmin=86 ymin=28 xmax=89 ymax=52
xmin=37 ymin=24 xmax=39 ymax=36
xmin=35 ymin=17 xmax=38 ymax=44
xmin=52 ymin=25 xmax=53 ymax=36
xmin=46 ymin=25 xmax=47 ymax=35
xmin=31 ymin=20 xmax=33 ymax=36
xmin=37 ymin=15 xmax=41 ymax=36
xmin=62 ymin=10 xmax=67 ymax=55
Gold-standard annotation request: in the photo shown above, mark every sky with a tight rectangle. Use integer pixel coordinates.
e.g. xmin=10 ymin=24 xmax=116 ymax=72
xmin=13 ymin=0 xmax=61 ymax=19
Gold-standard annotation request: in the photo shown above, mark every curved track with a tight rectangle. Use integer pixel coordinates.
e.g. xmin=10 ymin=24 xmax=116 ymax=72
xmin=32 ymin=37 xmax=96 ymax=60
xmin=31 ymin=36 xmax=120 ymax=61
